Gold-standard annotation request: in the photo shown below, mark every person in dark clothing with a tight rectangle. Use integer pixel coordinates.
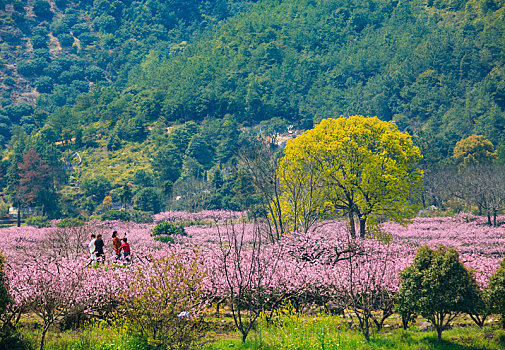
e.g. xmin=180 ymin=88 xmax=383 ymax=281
xmin=95 ymin=234 xmax=105 ymax=262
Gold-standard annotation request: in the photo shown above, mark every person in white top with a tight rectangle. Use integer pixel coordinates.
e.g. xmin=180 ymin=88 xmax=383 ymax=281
xmin=88 ymin=234 xmax=97 ymax=262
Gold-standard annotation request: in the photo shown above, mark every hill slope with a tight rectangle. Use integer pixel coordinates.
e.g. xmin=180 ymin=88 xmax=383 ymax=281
xmin=127 ymin=0 xmax=505 ymax=162
xmin=1 ymin=0 xmax=505 ymax=217
xmin=0 ymin=0 xmax=256 ymax=142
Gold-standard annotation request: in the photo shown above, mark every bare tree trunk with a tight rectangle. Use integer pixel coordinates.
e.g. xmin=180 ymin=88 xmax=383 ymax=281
xmin=401 ymin=314 xmax=409 ymax=330
xmin=348 ymin=212 xmax=356 ymax=238
xmin=359 ymin=217 xmax=366 ymax=239
xmin=436 ymin=326 xmax=442 ymax=342
xmin=363 ymin=316 xmax=370 ymax=341
xmin=17 ymin=202 xmax=21 ymax=227
xmin=40 ymin=324 xmax=50 ymax=350
xmin=469 ymin=313 xmax=486 ymax=328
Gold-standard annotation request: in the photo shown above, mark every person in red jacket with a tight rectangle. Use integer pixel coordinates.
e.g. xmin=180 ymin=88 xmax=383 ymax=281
xmin=118 ymin=237 xmax=131 ymax=263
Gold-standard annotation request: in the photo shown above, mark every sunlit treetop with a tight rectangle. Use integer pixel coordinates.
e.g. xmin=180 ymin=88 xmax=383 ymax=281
xmin=453 ymin=134 xmax=497 ymax=165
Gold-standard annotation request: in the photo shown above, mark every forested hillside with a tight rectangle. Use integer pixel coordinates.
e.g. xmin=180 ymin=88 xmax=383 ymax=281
xmin=0 ymin=0 xmax=255 ymax=139
xmin=0 ymin=0 xmax=504 ymax=218
xmin=129 ymin=0 xmax=505 ymax=163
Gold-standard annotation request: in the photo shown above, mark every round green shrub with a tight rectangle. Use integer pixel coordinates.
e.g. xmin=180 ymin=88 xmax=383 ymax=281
xmin=101 ymin=210 xmax=131 ymax=222
xmin=154 ymin=236 xmax=175 ymax=244
xmin=130 ymin=210 xmax=154 ymax=224
xmin=397 ymin=245 xmax=482 ymax=341
xmin=56 ymin=217 xmax=85 ymax=228
xmin=489 ymin=258 xmax=505 ymax=328
xmin=58 ymin=33 xmax=74 ymax=47
xmin=151 ymin=221 xmax=186 ymax=237
xmin=26 ymin=215 xmax=50 ymax=228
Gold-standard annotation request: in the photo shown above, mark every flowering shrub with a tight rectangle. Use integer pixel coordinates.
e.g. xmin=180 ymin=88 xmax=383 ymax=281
xmin=153 ymin=210 xmax=245 ymax=224
xmin=119 ymin=253 xmax=207 ymax=349
xmin=10 ymin=257 xmax=90 ymax=349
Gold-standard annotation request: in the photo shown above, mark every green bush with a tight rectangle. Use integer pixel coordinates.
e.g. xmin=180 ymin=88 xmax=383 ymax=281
xmin=56 ymin=217 xmax=85 ymax=228
xmin=130 ymin=210 xmax=153 ymax=224
xmin=0 ymin=327 xmax=29 ymax=350
xmin=101 ymin=210 xmax=131 ymax=222
xmin=26 ymin=216 xmax=50 ymax=228
xmin=397 ymin=245 xmax=482 ymax=341
xmin=2 ymin=77 xmax=15 ymax=87
xmin=154 ymin=236 xmax=175 ymax=244
xmin=495 ymin=330 xmax=505 ymax=347
xmin=33 ymin=0 xmax=52 ymax=18
xmin=134 ymin=187 xmax=162 ymax=214
xmin=151 ymin=221 xmax=186 ymax=237
xmin=34 ymin=76 xmax=54 ymax=93
xmin=489 ymin=258 xmax=505 ymax=328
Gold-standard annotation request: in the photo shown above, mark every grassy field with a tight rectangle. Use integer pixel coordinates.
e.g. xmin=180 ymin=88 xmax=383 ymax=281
xmin=205 ymin=314 xmax=505 ymax=350
xmin=12 ymin=313 xmax=505 ymax=350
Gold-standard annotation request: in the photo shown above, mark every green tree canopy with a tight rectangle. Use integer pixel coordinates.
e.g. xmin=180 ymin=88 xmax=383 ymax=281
xmin=152 ymin=143 xmax=183 ymax=183
xmin=134 ymin=187 xmax=162 ymax=213
xmin=81 ymin=175 xmax=111 ymax=203
xmin=186 ymin=134 xmax=213 ymax=167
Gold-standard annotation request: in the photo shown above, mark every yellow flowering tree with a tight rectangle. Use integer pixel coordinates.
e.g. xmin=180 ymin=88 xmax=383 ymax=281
xmin=101 ymin=195 xmax=113 ymax=211
xmin=277 ymin=116 xmax=423 ymax=238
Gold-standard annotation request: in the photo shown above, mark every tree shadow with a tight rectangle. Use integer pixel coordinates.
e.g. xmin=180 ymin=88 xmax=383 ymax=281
xmin=369 ymin=332 xmax=490 ymax=350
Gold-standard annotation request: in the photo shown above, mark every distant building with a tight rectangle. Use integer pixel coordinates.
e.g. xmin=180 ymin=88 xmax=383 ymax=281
xmin=8 ymin=206 xmax=42 ymax=218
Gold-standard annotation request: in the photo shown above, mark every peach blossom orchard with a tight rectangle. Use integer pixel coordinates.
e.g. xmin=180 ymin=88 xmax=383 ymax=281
xmin=3 ymin=211 xmax=504 ymax=336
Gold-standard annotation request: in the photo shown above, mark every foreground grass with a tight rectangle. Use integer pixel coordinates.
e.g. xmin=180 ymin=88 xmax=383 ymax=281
xmin=15 ymin=314 xmax=505 ymax=350
xmin=206 ymin=314 xmax=505 ymax=350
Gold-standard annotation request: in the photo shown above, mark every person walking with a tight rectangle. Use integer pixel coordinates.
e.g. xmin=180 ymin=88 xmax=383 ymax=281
xmin=95 ymin=234 xmax=105 ymax=262
xmin=118 ymin=237 xmax=131 ymax=263
xmin=112 ymin=231 xmax=122 ymax=260
xmin=88 ymin=234 xmax=96 ymax=263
